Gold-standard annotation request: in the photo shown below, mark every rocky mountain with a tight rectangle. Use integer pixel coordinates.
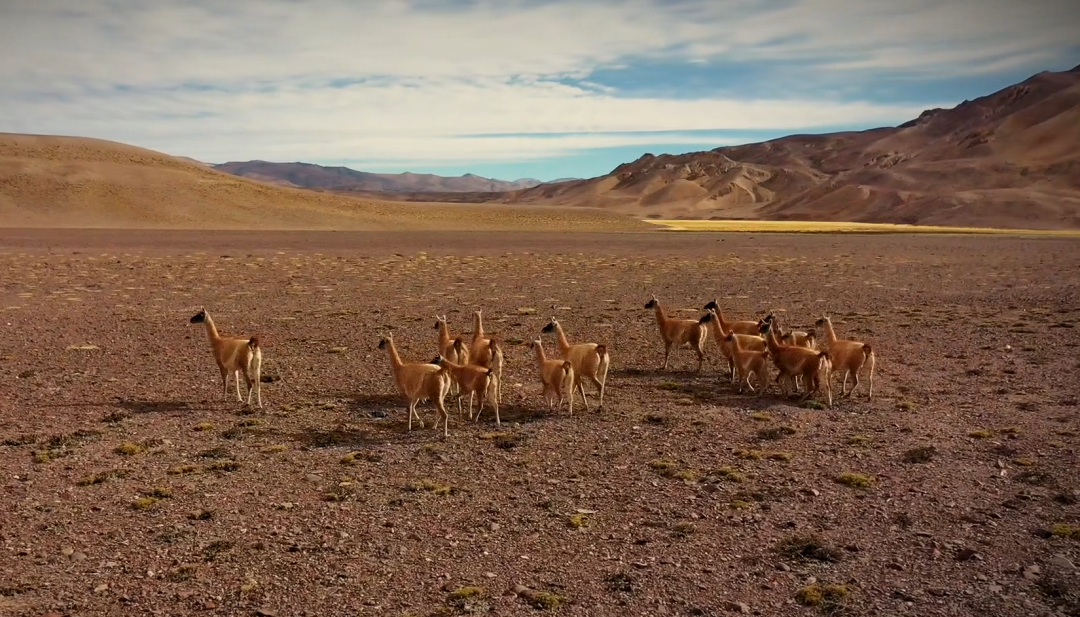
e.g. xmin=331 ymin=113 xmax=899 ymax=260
xmin=213 ymin=160 xmax=544 ymax=193
xmin=500 ymin=64 xmax=1080 ymax=229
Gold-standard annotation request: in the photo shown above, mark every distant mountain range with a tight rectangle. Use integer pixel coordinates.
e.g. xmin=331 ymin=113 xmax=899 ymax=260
xmin=494 ymin=64 xmax=1080 ymax=229
xmin=212 ymin=160 xmax=577 ymax=193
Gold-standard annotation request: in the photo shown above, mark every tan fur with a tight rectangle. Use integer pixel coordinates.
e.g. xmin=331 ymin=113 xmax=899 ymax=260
xmin=434 ymin=315 xmax=467 ymax=396
xmin=814 ymin=316 xmax=875 ymax=399
xmin=190 ymin=309 xmax=262 ymax=408
xmin=761 ymin=323 xmax=833 ymax=408
xmin=645 ymin=295 xmax=707 ymax=372
xmin=725 ymin=332 xmax=771 ymax=395
xmin=703 ymin=299 xmax=764 ymax=336
xmin=435 ymin=344 xmax=500 ymax=425
xmin=541 ymin=317 xmax=610 ymax=412
xmin=699 ymin=308 xmax=766 ymax=383
xmin=378 ymin=333 xmax=453 ymax=436
xmin=470 ymin=310 xmax=504 ymax=403
xmin=529 ymin=338 xmax=575 ymax=416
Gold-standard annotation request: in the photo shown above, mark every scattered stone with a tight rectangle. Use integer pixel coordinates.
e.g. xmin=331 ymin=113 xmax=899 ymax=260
xmin=255 ymin=609 xmax=278 ymax=617
xmin=370 ymin=410 xmax=388 ymax=418
xmin=93 ymin=583 xmax=109 ymax=593
xmin=1049 ymin=555 xmax=1075 ymax=570
xmin=1022 ymin=564 xmax=1041 ymax=580
xmin=724 ymin=601 xmax=751 ymax=613
xmin=955 ymin=548 xmax=978 ymax=561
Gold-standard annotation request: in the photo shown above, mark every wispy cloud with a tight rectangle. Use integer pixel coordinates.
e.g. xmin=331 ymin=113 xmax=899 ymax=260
xmin=1 ymin=0 xmax=1076 ymax=179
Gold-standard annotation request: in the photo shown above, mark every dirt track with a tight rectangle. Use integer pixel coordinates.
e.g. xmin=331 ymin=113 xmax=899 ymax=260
xmin=1 ymin=229 xmax=1079 ymax=617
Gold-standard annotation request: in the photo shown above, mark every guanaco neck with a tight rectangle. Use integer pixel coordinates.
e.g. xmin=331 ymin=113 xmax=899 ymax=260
xmin=652 ymin=302 xmax=667 ymax=327
xmin=822 ymin=319 xmax=838 ymax=343
xmin=554 ymin=324 xmax=571 ymax=355
xmin=473 ymin=312 xmax=485 ymax=341
xmin=202 ymin=314 xmax=222 ymax=344
xmin=437 ymin=321 xmax=452 ymax=348
xmin=385 ymin=339 xmax=404 ymax=369
xmin=533 ymin=341 xmax=547 ymax=367
xmin=711 ymin=309 xmax=731 ymax=336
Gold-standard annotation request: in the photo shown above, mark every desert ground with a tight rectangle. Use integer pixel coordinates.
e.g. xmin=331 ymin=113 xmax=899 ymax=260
xmin=1 ymin=228 xmax=1079 ymax=617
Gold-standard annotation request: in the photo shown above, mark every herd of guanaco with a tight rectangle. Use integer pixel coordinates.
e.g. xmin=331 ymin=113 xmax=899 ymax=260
xmin=189 ymin=296 xmax=874 ymax=438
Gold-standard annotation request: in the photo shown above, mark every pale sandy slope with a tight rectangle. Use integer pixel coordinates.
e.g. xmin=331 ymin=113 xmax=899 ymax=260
xmin=0 ymin=133 xmax=649 ymax=232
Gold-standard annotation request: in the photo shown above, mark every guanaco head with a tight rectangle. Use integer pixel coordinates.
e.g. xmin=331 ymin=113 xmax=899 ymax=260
xmin=806 ymin=330 xmax=817 ymax=344
xmin=433 ymin=315 xmax=443 ymax=330
xmin=703 ymin=299 xmax=719 ymax=311
xmin=430 ymin=353 xmax=444 ymax=365
xmin=814 ymin=315 xmax=830 ymax=327
xmin=758 ymin=321 xmax=772 ymax=336
xmin=189 ymin=309 xmax=207 ymax=324
xmin=724 ymin=332 xmax=735 ymax=343
xmin=780 ymin=332 xmax=794 ymax=344
xmin=698 ymin=311 xmax=714 ymax=325
xmin=644 ymin=295 xmax=658 ymax=309
xmin=377 ymin=332 xmax=393 ymax=350
xmin=541 ymin=317 xmax=558 ymax=334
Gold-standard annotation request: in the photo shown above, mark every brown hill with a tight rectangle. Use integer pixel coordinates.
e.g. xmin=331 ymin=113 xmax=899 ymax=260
xmin=214 ymin=160 xmax=543 ymax=193
xmin=0 ymin=133 xmax=647 ymax=232
xmin=501 ymin=65 xmax=1080 ymax=229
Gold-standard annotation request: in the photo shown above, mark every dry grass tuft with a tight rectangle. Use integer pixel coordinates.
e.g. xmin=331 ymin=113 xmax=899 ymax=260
xmin=836 ymin=472 xmax=875 ymax=488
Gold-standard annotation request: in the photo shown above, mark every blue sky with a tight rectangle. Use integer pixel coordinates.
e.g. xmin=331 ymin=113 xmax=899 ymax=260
xmin=1 ymin=0 xmax=1077 ymax=182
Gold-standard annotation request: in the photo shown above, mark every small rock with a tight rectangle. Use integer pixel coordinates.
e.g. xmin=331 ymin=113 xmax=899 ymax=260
xmin=489 ymin=523 xmax=500 ymax=532
xmin=61 ymin=547 xmax=74 ymax=557
xmin=1022 ymin=565 xmax=1041 ymax=580
xmin=887 ymin=562 xmax=905 ymax=571
xmin=94 ymin=583 xmax=109 ymax=593
xmin=305 ymin=474 xmax=321 ymax=482
xmin=370 ymin=410 xmax=388 ymax=419
xmin=989 ymin=584 xmax=1003 ymax=593
xmin=484 ymin=572 xmax=496 ymax=578
xmin=724 ymin=601 xmax=751 ymax=613
xmin=71 ymin=551 xmax=88 ymax=561
xmin=956 ymin=548 xmax=978 ymax=561
xmin=777 ymin=563 xmax=790 ymax=572
xmin=1049 ymin=555 xmax=1075 ymax=570
xmin=255 ymin=609 xmax=277 ymax=617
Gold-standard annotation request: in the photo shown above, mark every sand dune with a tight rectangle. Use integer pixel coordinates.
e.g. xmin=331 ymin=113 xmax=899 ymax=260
xmin=0 ymin=133 xmax=648 ymax=232
xmin=499 ymin=65 xmax=1080 ymax=229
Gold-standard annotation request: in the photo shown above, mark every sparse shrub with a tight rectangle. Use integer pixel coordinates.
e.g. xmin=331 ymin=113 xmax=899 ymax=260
xmin=713 ymin=466 xmax=745 ymax=483
xmin=657 ymin=382 xmax=681 ymax=391
xmin=340 ymin=451 xmax=362 ymax=465
xmin=730 ymin=500 xmax=753 ymax=510
xmin=77 ymin=469 xmax=126 ymax=486
xmin=131 ymin=497 xmax=159 ymax=511
xmin=766 ymin=451 xmax=794 ymax=462
xmin=202 ymin=540 xmax=235 ymax=561
xmin=193 ymin=422 xmax=215 ymax=432
xmin=206 ymin=461 xmax=240 ymax=472
xmin=836 ymin=472 xmax=875 ymax=488
xmin=902 ymin=446 xmax=937 ymax=464
xmin=101 ymin=411 xmax=129 ymax=424
xmin=846 ymin=435 xmax=871 ymax=446
xmin=999 ymin=426 xmax=1021 ymax=435
xmin=757 ymin=425 xmax=796 ymax=441
xmin=1013 ymin=457 xmax=1036 ymax=467
xmin=670 ymin=522 xmax=696 ymax=537
xmin=168 ymin=464 xmax=199 ymax=475
xmin=1051 ymin=524 xmax=1080 ymax=540
xmin=145 ymin=487 xmax=172 ymax=498
xmin=673 ymin=469 xmax=700 ymax=482
xmin=648 ymin=458 xmax=678 ymax=475
xmin=644 ymin=413 xmax=671 ymax=425
xmin=407 ymin=478 xmax=453 ymax=495
xmin=568 ymin=513 xmax=590 ymax=529
xmin=165 ymin=564 xmax=198 ymax=582
xmin=188 ymin=510 xmax=213 ymax=521
xmin=734 ymin=449 xmax=763 ymax=460
xmin=796 ymin=584 xmax=849 ymax=608
xmin=898 ymin=400 xmax=916 ymax=411
xmin=969 ymin=429 xmax=994 ymax=439
xmin=114 ymin=442 xmax=145 ymax=456
xmin=448 ymin=586 xmax=490 ymax=612
xmin=803 ymin=400 xmax=828 ymax=410
xmin=750 ymin=411 xmax=772 ymax=422
xmin=775 ymin=534 xmax=842 ymax=563
xmin=604 ymin=572 xmax=634 ymax=593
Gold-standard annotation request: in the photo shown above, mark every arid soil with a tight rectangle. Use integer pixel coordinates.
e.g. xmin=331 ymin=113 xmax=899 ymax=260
xmin=1 ymin=230 xmax=1079 ymax=617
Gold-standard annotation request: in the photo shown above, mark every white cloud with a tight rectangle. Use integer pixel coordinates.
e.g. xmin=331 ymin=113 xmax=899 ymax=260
xmin=0 ymin=0 xmax=1075 ymax=167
